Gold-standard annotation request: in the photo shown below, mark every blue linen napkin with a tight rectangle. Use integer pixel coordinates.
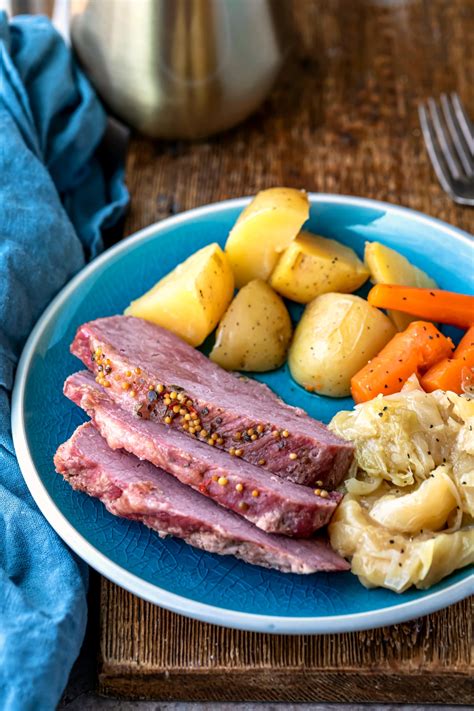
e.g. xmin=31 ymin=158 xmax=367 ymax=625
xmin=0 ymin=12 xmax=129 ymax=710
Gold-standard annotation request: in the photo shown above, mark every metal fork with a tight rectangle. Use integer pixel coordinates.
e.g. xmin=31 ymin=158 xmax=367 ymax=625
xmin=418 ymin=92 xmax=474 ymax=206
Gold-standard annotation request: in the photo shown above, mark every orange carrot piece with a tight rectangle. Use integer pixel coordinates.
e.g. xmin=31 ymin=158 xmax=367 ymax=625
xmin=421 ymin=326 xmax=474 ymax=393
xmin=453 ymin=325 xmax=474 ymax=360
xmin=367 ymin=284 xmax=474 ymax=329
xmin=420 ymin=358 xmax=471 ymax=393
xmin=351 ymin=321 xmax=454 ymax=403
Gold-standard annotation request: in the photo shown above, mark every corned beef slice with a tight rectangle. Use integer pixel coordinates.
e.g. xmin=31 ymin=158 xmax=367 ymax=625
xmin=71 ymin=316 xmax=353 ymax=488
xmin=64 ymin=371 xmax=342 ymax=538
xmin=54 ymin=423 xmax=349 ymax=574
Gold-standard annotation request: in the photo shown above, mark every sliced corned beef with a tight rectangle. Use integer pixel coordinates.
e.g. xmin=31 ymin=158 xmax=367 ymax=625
xmin=64 ymin=371 xmax=342 ymax=538
xmin=54 ymin=423 xmax=349 ymax=574
xmin=71 ymin=316 xmax=353 ymax=488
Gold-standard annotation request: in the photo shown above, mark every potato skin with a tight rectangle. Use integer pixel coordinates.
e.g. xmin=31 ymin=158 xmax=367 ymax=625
xmin=225 ymin=188 xmax=309 ymax=288
xmin=210 ymin=279 xmax=292 ymax=372
xmin=288 ymin=293 xmax=396 ymax=397
xmin=125 ymin=243 xmax=234 ymax=347
xmin=270 ymin=231 xmax=369 ymax=303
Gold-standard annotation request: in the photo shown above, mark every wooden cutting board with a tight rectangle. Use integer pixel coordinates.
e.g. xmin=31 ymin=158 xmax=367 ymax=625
xmin=99 ymin=584 xmax=472 ymax=703
xmin=98 ymin=0 xmax=473 ymax=701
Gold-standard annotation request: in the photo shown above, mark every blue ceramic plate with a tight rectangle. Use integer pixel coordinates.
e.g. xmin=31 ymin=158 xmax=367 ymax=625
xmin=12 ymin=195 xmax=474 ymax=633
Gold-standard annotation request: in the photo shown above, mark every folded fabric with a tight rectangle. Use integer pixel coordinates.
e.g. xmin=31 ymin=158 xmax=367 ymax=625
xmin=0 ymin=12 xmax=128 ymax=711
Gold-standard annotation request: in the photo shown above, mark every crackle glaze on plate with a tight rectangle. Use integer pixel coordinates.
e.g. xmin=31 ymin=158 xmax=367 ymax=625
xmin=12 ymin=195 xmax=474 ymax=633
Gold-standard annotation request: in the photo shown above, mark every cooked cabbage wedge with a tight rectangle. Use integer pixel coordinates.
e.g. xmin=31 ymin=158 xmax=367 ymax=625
xmin=368 ymin=466 xmax=460 ymax=534
xmin=329 ymin=387 xmax=474 ymax=489
xmin=329 ymin=387 xmax=474 ymax=592
xmin=329 ymin=497 xmax=474 ymax=592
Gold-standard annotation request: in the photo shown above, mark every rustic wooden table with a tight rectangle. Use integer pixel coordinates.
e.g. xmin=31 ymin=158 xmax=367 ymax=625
xmin=89 ymin=0 xmax=473 ymax=704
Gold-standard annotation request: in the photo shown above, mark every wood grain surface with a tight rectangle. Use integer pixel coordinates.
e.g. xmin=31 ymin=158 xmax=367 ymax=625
xmin=99 ymin=0 xmax=473 ymax=702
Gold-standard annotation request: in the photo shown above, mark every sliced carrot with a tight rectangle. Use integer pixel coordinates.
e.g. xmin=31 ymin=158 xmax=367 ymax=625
xmin=351 ymin=321 xmax=454 ymax=403
xmin=367 ymin=284 xmax=474 ymax=330
xmin=453 ymin=325 xmax=474 ymax=360
xmin=421 ymin=359 xmax=470 ymax=393
xmin=421 ymin=326 xmax=474 ymax=393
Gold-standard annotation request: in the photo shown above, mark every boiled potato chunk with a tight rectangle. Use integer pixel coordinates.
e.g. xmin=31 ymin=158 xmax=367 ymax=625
xmin=210 ymin=279 xmax=292 ymax=372
xmin=365 ymin=242 xmax=438 ymax=331
xmin=365 ymin=241 xmax=437 ymax=287
xmin=225 ymin=188 xmax=309 ymax=288
xmin=288 ymin=293 xmax=396 ymax=397
xmin=125 ymin=243 xmax=234 ymax=347
xmin=270 ymin=231 xmax=369 ymax=303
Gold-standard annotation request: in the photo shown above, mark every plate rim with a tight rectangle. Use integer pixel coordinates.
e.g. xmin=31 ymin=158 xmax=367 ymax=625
xmin=11 ymin=193 xmax=474 ymax=634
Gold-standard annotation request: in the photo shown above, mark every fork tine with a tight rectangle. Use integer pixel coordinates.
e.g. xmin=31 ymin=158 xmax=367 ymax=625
xmin=427 ymin=98 xmax=462 ymax=180
xmin=440 ymin=94 xmax=474 ymax=177
xmin=451 ymin=92 xmax=474 ymax=156
xmin=418 ymin=103 xmax=454 ymax=195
